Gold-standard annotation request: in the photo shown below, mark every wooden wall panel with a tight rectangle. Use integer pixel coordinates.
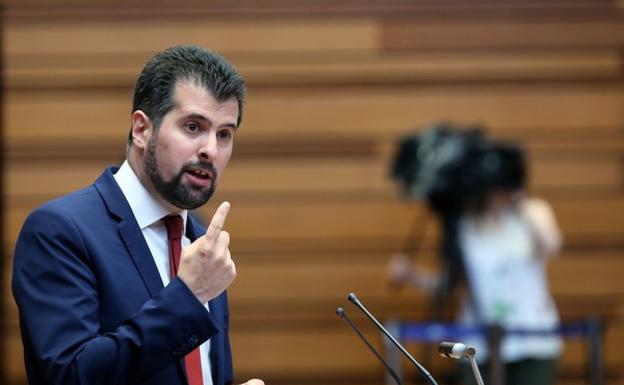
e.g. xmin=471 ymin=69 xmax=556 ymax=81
xmin=3 ymin=2 xmax=624 ymax=385
xmin=8 ymin=50 xmax=623 ymax=89
xmin=5 ymin=19 xmax=378 ymax=56
xmin=5 ymin=197 xmax=624 ymax=252
xmin=7 ymin=155 xmax=621 ymax=201
xmin=382 ymin=20 xmax=624 ymax=50
xmin=6 ymin=86 xmax=624 ymax=143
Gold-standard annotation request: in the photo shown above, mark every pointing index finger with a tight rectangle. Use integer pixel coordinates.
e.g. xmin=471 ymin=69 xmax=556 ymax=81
xmin=205 ymin=201 xmax=231 ymax=241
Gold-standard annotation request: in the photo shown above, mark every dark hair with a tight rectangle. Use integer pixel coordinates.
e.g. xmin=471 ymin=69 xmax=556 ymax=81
xmin=129 ymin=45 xmax=246 ymax=145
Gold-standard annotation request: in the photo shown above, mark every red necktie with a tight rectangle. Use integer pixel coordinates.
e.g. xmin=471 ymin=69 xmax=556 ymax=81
xmin=164 ymin=215 xmax=204 ymax=385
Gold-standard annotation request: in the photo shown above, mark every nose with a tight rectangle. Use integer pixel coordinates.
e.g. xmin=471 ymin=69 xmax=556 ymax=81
xmin=198 ymin=133 xmax=218 ymax=161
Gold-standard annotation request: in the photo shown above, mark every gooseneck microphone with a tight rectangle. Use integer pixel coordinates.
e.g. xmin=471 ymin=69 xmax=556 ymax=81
xmin=336 ymin=307 xmax=403 ymax=385
xmin=438 ymin=341 xmax=485 ymax=385
xmin=438 ymin=341 xmax=476 ymax=359
xmin=346 ymin=293 xmax=439 ymax=385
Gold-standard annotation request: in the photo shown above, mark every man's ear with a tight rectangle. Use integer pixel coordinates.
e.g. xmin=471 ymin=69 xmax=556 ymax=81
xmin=130 ymin=110 xmax=153 ymax=149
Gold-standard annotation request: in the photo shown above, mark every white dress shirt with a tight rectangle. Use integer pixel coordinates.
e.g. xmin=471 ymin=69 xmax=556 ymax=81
xmin=114 ymin=160 xmax=213 ymax=385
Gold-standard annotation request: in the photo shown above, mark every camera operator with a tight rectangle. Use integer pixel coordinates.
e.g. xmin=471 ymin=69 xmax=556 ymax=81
xmin=388 ymin=124 xmax=563 ymax=385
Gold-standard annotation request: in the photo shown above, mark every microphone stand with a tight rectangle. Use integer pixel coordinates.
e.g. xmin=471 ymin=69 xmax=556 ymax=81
xmin=336 ymin=308 xmax=403 ymax=385
xmin=347 ymin=293 xmax=439 ymax=385
xmin=468 ymin=355 xmax=486 ymax=385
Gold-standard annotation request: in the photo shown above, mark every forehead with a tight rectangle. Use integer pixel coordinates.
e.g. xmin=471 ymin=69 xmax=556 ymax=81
xmin=171 ymin=80 xmax=239 ymax=121
xmin=172 ymin=79 xmax=215 ymax=107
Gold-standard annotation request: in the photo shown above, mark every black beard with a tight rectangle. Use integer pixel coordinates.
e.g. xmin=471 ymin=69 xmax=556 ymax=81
xmin=144 ymin=134 xmax=217 ymax=210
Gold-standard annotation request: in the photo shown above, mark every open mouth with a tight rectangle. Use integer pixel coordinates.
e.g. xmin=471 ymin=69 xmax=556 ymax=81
xmin=187 ymin=168 xmax=211 ymax=179
xmin=184 ymin=167 xmax=213 ymax=187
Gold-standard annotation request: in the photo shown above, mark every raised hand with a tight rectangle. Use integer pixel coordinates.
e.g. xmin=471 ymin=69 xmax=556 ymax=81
xmin=177 ymin=202 xmax=236 ymax=304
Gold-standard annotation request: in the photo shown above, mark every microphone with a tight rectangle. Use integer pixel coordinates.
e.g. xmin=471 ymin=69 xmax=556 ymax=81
xmin=438 ymin=341 xmax=485 ymax=385
xmin=346 ymin=293 xmax=439 ymax=385
xmin=336 ymin=308 xmax=403 ymax=385
xmin=438 ymin=341 xmax=476 ymax=359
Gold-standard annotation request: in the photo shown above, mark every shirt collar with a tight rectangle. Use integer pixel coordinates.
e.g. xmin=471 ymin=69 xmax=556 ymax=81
xmin=113 ymin=160 xmax=188 ymax=230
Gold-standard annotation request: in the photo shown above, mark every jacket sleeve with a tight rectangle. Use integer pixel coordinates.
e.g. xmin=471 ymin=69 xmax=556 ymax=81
xmin=12 ymin=206 xmax=219 ymax=385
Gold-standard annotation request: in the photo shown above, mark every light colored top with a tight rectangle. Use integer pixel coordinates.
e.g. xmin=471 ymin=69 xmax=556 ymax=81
xmin=114 ymin=160 xmax=213 ymax=385
xmin=457 ymin=201 xmax=563 ymax=363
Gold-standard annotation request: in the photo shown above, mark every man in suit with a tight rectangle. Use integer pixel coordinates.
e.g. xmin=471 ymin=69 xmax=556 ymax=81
xmin=12 ymin=45 xmax=263 ymax=385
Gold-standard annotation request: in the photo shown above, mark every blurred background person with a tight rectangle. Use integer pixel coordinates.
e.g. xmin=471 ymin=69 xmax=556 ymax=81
xmin=388 ymin=123 xmax=563 ymax=385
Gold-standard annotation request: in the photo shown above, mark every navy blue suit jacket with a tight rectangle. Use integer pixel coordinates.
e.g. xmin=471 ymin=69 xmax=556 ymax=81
xmin=12 ymin=167 xmax=233 ymax=385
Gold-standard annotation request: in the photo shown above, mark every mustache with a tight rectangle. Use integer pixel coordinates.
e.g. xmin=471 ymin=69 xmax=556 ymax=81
xmin=183 ymin=162 xmax=218 ymax=179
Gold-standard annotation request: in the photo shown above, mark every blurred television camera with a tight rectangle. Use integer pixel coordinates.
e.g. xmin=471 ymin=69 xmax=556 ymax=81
xmin=391 ymin=123 xmax=526 ymax=217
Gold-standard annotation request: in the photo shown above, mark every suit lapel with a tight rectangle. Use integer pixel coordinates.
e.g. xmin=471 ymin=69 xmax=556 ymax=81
xmin=118 ymin=219 xmax=165 ymax=296
xmin=94 ymin=167 xmax=164 ymax=297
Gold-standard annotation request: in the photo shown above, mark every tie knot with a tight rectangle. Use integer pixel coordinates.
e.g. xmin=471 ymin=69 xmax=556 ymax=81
xmin=163 ymin=215 xmax=184 ymax=240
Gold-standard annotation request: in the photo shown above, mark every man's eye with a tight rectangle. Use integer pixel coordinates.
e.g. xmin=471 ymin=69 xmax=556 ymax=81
xmin=186 ymin=122 xmax=200 ymax=132
xmin=218 ymin=130 xmax=232 ymax=140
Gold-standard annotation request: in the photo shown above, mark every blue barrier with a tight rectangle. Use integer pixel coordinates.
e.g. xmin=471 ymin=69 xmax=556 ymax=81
xmin=398 ymin=321 xmax=589 ymax=342
xmin=382 ymin=317 xmax=604 ymax=385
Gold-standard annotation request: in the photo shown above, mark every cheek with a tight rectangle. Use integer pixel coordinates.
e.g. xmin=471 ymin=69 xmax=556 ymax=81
xmin=214 ymin=150 xmax=232 ymax=175
xmin=154 ymin=141 xmax=188 ymax=175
